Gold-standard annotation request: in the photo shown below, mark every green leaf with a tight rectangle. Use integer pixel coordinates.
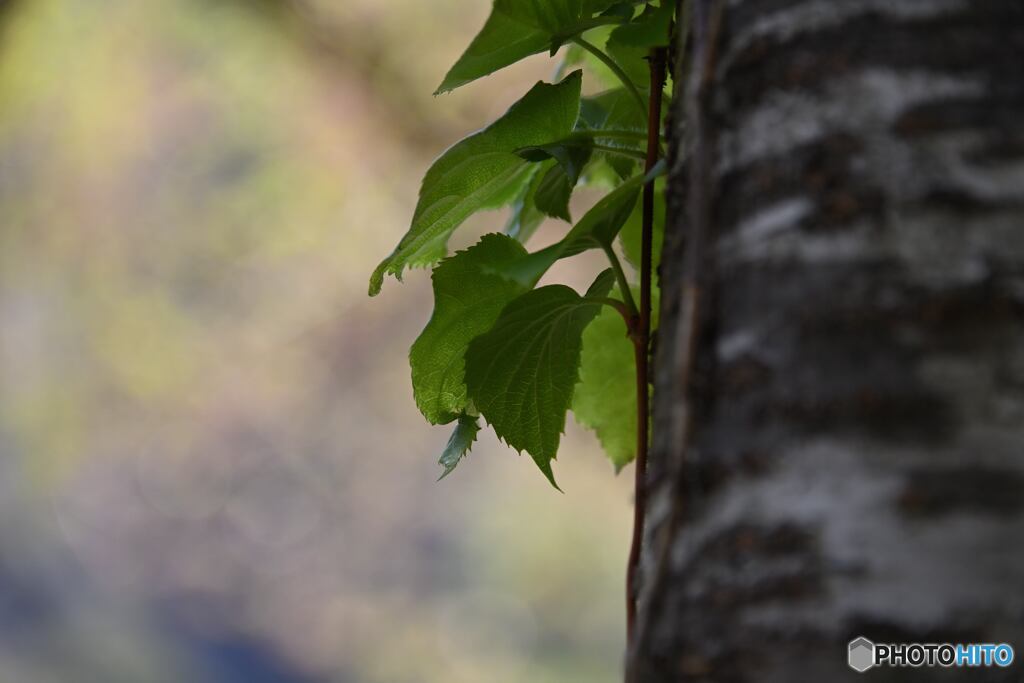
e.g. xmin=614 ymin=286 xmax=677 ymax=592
xmin=580 ymin=147 xmax=643 ymax=189
xmin=619 ymin=175 xmax=666 ymax=268
xmin=557 ymin=25 xmax=620 ymax=89
xmin=534 ymin=163 xmax=576 ymax=222
xmin=410 ymin=234 xmax=529 ymax=424
xmin=435 ymin=12 xmax=548 ymax=95
xmin=586 ymin=267 xmax=618 ymax=299
xmin=548 ymin=16 xmax=628 ymax=53
xmin=608 ymin=0 xmax=674 ymax=49
xmin=370 ymin=72 xmax=582 ymax=295
xmin=464 ymin=278 xmax=608 ymax=487
xmin=573 ymin=284 xmax=659 ymax=470
xmin=496 ymin=0 xmax=624 ymax=46
xmin=436 ymin=1 xmax=622 ymax=94
xmin=505 ymin=161 xmax=553 ymax=243
xmin=579 ymin=88 xmax=647 ymax=178
xmin=495 ymin=170 xmax=644 ymax=287
xmin=521 ymin=142 xmax=592 ymax=222
xmin=580 ymin=88 xmax=646 ymax=132
xmin=599 ymin=2 xmax=638 ymax=22
xmin=518 ymin=139 xmax=592 ymax=181
xmin=438 ymin=414 xmax=481 ymax=480
xmin=495 ymin=0 xmax=601 ymax=33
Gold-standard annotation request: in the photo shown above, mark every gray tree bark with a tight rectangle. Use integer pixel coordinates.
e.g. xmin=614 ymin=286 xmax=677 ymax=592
xmin=632 ymin=1 xmax=1024 ymax=681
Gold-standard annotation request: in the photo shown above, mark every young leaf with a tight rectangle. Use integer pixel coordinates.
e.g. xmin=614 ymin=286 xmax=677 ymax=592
xmin=573 ymin=285 xmax=659 ymax=470
xmin=370 ymin=72 xmax=582 ymax=296
xmin=438 ymin=414 xmax=481 ymax=480
xmin=464 ymin=280 xmax=608 ymax=487
xmin=494 ymin=170 xmax=644 ymax=287
xmin=436 ymin=0 xmax=621 ymax=94
xmin=410 ymin=234 xmax=529 ymax=425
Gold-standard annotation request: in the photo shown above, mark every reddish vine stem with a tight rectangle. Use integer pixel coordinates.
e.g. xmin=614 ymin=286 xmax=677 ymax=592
xmin=626 ymin=45 xmax=667 ymax=652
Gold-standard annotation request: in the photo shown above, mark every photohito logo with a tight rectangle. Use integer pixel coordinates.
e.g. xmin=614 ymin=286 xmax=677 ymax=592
xmin=848 ymin=637 xmax=1014 ymax=673
xmin=848 ymin=638 xmax=875 ymax=673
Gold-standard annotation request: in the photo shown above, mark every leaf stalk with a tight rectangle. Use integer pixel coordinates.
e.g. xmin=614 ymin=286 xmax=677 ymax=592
xmin=571 ymin=36 xmax=648 ymax=117
xmin=600 ymin=243 xmax=639 ymax=320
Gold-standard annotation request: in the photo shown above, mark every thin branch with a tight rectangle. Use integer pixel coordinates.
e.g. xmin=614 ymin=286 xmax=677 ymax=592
xmin=625 ymin=43 xmax=667 ymax=656
xmin=628 ymin=1 xmax=724 ymax=677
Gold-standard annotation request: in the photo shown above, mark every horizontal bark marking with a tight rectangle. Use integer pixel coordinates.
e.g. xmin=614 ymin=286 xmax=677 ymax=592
xmin=673 ymin=440 xmax=1024 ymax=626
xmin=718 ymin=69 xmax=984 ymax=173
xmin=695 ymin=262 xmax=1024 ymax=470
xmin=724 ymin=0 xmax=969 ymax=46
xmin=715 ymin=132 xmax=886 ymax=238
xmin=721 ymin=3 xmax=1024 ymax=113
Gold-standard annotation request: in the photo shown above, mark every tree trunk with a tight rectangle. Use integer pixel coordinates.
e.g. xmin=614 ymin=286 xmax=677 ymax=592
xmin=633 ymin=1 xmax=1024 ymax=681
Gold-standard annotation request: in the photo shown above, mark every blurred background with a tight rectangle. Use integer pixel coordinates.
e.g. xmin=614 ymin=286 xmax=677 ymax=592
xmin=0 ymin=0 xmax=634 ymax=681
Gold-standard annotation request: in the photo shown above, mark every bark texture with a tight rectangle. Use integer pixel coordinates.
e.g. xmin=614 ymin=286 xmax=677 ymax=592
xmin=634 ymin=1 xmax=1024 ymax=681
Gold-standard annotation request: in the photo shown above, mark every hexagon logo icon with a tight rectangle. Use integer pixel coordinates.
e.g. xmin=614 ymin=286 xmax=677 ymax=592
xmin=848 ymin=637 xmax=875 ymax=673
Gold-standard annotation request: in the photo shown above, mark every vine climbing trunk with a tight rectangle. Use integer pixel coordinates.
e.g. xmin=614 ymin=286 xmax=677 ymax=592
xmin=632 ymin=0 xmax=1024 ymax=681
xmin=627 ymin=45 xmax=668 ymax=652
